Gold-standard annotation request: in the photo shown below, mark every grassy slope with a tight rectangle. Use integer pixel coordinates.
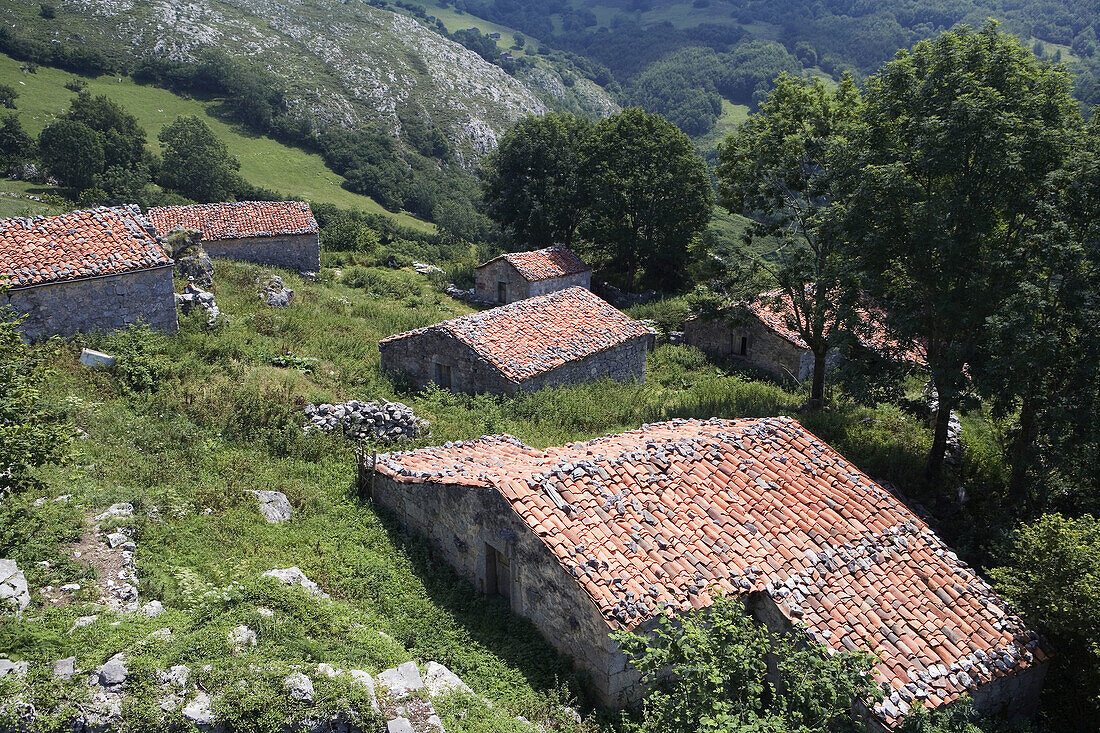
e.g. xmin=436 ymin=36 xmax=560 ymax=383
xmin=0 ymin=179 xmax=64 ymax=218
xmin=695 ymin=98 xmax=750 ymax=155
xmin=0 ymin=54 xmax=434 ymax=233
xmin=0 ymin=256 xmax=954 ymax=731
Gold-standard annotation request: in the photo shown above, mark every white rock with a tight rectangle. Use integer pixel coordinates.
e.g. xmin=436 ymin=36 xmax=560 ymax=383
xmin=229 ymin=625 xmax=257 ymax=650
xmin=182 ymin=691 xmax=215 ymax=727
xmin=71 ymin=614 xmax=99 ymax=631
xmin=98 ymin=654 xmax=127 ymax=688
xmin=60 ymin=583 xmax=81 ymax=592
xmin=387 ymin=718 xmax=415 ymax=733
xmin=161 ymin=665 xmax=189 ymax=688
xmin=316 ymin=663 xmax=338 ymax=678
xmin=378 ymin=661 xmax=424 ymax=699
xmin=262 ymin=567 xmax=329 ymax=598
xmin=284 ymin=671 xmax=314 ymax=703
xmin=106 ymin=532 xmax=128 ymax=549
xmin=424 ymin=661 xmax=472 ymax=697
xmin=53 ymin=657 xmax=76 ymax=680
xmin=80 ymin=349 xmax=117 ymax=369
xmin=0 ymin=659 xmax=28 ymax=678
xmin=94 ymin=503 xmax=134 ymax=522
xmin=140 ymin=600 xmax=165 ymax=617
xmin=348 ymin=670 xmax=381 ymax=716
xmin=0 ymin=559 xmax=30 ymax=613
xmin=247 ymin=490 xmax=293 ymax=523
xmin=254 ymin=607 xmax=274 ymax=618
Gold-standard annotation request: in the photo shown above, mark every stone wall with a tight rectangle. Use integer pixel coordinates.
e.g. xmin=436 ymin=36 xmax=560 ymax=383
xmin=474 ymin=261 xmax=591 ymax=304
xmin=528 ymin=271 xmax=591 ymax=298
xmin=379 ymin=330 xmax=515 ymax=394
xmin=365 ymin=474 xmax=631 ymax=704
xmin=684 ymin=314 xmax=808 ymax=382
xmin=519 ymin=336 xmax=648 ymax=392
xmin=6 ymin=266 xmax=178 ymax=341
xmin=475 ymin=260 xmax=531 ymax=304
xmin=203 ymin=233 xmax=320 ymax=274
xmin=379 ymin=331 xmax=648 ymax=395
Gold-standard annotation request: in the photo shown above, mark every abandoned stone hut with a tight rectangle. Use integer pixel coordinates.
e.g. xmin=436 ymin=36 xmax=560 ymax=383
xmin=147 ymin=201 xmax=320 ymax=274
xmin=379 ymin=287 xmax=651 ymax=395
xmin=0 ymin=206 xmax=177 ymax=341
xmin=684 ymin=289 xmax=924 ymax=382
xmin=367 ymin=416 xmax=1049 ymax=728
xmin=475 ymin=245 xmax=591 ymax=304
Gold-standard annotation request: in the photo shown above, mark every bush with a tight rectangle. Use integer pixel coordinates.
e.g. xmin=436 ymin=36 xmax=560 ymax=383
xmin=97 ymin=324 xmax=170 ymax=394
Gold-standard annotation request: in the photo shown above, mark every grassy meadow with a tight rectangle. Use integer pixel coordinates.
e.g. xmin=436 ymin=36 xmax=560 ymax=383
xmin=0 ymin=258 xmax=1007 ymax=732
xmin=0 ymin=53 xmax=434 ymax=233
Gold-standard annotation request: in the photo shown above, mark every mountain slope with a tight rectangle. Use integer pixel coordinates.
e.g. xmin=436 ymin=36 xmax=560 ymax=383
xmin=2 ymin=0 xmax=617 ymax=160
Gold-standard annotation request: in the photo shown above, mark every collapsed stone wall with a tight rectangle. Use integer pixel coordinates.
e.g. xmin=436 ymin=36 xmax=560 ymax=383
xmin=203 ymin=233 xmax=320 ymax=274
xmin=365 ymin=473 xmax=632 ymax=705
xmin=5 ymin=266 xmax=178 ymax=341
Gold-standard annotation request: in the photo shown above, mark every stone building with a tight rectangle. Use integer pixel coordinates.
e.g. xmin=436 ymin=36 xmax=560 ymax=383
xmin=0 ymin=206 xmax=177 ymax=341
xmin=684 ymin=289 xmax=924 ymax=381
xmin=475 ymin=245 xmax=590 ymax=304
xmin=367 ymin=416 xmax=1049 ymax=728
xmin=379 ymin=287 xmax=650 ymax=395
xmin=148 ymin=201 xmax=320 ymax=274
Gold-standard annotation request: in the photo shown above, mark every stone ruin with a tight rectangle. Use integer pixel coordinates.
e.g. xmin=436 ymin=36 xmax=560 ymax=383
xmin=304 ymin=400 xmax=429 ymax=444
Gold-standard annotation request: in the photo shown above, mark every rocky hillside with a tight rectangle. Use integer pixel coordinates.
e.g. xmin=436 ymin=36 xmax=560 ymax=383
xmin=2 ymin=0 xmax=618 ymax=160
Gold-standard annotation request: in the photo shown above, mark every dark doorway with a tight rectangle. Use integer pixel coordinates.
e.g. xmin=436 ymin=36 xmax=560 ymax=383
xmin=497 ymin=281 xmax=507 ymax=303
xmin=484 ymin=543 xmax=511 ymax=605
xmin=434 ymin=362 xmax=452 ymax=389
xmin=739 ymin=336 xmax=748 ymax=356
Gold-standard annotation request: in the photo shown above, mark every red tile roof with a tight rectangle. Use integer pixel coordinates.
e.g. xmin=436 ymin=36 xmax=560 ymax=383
xmin=375 ymin=417 xmax=1048 ymax=724
xmin=381 ymin=287 xmax=651 ymax=383
xmin=0 ymin=206 xmax=171 ymax=288
xmin=743 ymin=289 xmax=926 ymax=365
xmin=480 ymin=245 xmax=590 ymax=282
xmin=147 ymin=201 xmax=318 ymax=241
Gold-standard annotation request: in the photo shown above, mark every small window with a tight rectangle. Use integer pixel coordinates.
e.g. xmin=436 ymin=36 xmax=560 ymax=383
xmin=497 ymin=281 xmax=507 ymax=303
xmin=434 ymin=362 xmax=452 ymax=389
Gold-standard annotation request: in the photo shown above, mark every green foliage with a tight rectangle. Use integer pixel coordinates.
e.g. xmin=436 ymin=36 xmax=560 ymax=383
xmin=0 ymin=309 xmax=71 ymax=498
xmin=991 ymin=513 xmax=1100 ymax=726
xmin=158 ymin=115 xmax=242 ymax=203
xmin=843 ymin=22 xmax=1082 ymax=485
xmin=0 ymin=113 xmax=33 ymax=167
xmin=482 ymin=112 xmax=592 ymax=250
xmin=321 ymin=216 xmax=380 ymax=254
xmin=36 ymin=118 xmax=103 ymax=190
xmin=582 ymin=108 xmax=713 ymax=290
xmin=613 ymin=595 xmax=880 ymax=732
xmin=99 ymin=323 xmax=170 ymax=395
xmin=0 ymin=82 xmax=17 ymax=109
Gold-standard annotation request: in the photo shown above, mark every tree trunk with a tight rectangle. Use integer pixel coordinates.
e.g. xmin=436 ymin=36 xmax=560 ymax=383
xmin=925 ymin=383 xmax=952 ymax=487
xmin=809 ymin=348 xmax=827 ymax=410
xmin=1008 ymin=396 xmax=1038 ymax=511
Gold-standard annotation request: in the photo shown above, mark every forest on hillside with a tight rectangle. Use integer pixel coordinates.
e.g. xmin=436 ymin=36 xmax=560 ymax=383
xmin=441 ymin=0 xmax=1100 ymax=135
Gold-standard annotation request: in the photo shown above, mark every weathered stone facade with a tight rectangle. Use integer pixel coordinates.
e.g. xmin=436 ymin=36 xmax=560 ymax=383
xmin=474 ymin=259 xmax=591 ymax=304
xmin=685 ymin=312 xmax=813 ymax=381
xmin=5 ymin=265 xmax=179 ymax=341
xmin=365 ymin=473 xmax=640 ymax=704
xmin=201 ymin=233 xmax=320 ymax=274
xmin=379 ymin=329 xmax=648 ymax=395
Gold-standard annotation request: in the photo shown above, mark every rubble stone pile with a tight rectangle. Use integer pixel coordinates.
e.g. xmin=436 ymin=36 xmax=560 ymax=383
xmin=304 ymin=400 xmax=429 ymax=443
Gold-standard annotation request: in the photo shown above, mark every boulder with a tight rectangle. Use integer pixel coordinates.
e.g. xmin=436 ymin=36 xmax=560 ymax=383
xmin=0 ymin=658 xmax=28 ymax=678
xmin=94 ymin=503 xmax=134 ymax=523
xmin=229 ymin=625 xmax=257 ymax=651
xmin=258 ymin=274 xmax=294 ymax=308
xmin=53 ymin=657 xmax=76 ymax=680
xmin=72 ymin=614 xmax=99 ymax=631
xmin=106 ymin=532 xmax=129 ymax=549
xmin=177 ymin=280 xmax=226 ymax=327
xmin=182 ymin=691 xmax=216 ymax=728
xmin=378 ymin=661 xmax=424 ymax=700
xmin=348 ymin=670 xmax=381 ymax=716
xmin=284 ymin=671 xmax=314 ymax=703
xmin=387 ymin=719 xmax=416 ymax=733
xmin=161 ymin=665 xmax=190 ymax=688
xmin=247 ymin=490 xmax=293 ymax=523
xmin=0 ymin=559 xmax=30 ymax=613
xmin=424 ymin=662 xmax=472 ymax=697
xmin=262 ymin=567 xmax=329 ymax=598
xmin=97 ymin=654 xmax=128 ymax=688
xmin=80 ymin=349 xmax=117 ymax=369
xmin=140 ymin=600 xmax=165 ymax=617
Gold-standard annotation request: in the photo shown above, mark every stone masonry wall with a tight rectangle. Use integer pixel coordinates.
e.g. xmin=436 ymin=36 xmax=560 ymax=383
xmin=380 ymin=331 xmax=648 ymax=396
xmin=6 ymin=266 xmax=178 ymax=341
xmin=203 ymin=233 xmax=320 ymax=273
xmin=685 ymin=315 xmax=808 ymax=382
xmin=528 ymin=271 xmax=592 ymax=298
xmin=519 ymin=335 xmax=648 ymax=392
xmin=379 ymin=330 xmax=515 ymax=394
xmin=365 ymin=474 xmax=627 ymax=704
xmin=475 ymin=260 xmax=531 ymax=304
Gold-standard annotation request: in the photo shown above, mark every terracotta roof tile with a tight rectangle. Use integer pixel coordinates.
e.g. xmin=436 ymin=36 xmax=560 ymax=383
xmin=741 ymin=289 xmax=926 ymax=365
xmin=375 ymin=417 xmax=1048 ymax=723
xmin=381 ymin=287 xmax=651 ymax=383
xmin=0 ymin=206 xmax=171 ymax=288
xmin=148 ymin=201 xmax=318 ymax=241
xmin=480 ymin=245 xmax=590 ymax=282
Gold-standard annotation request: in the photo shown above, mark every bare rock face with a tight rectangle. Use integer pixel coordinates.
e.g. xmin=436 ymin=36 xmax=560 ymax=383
xmin=248 ymin=490 xmax=293 ymax=523
xmin=284 ymin=671 xmax=314 ymax=703
xmin=0 ymin=559 xmax=30 ymax=613
xmin=424 ymin=662 xmax=471 ymax=697
xmin=377 ymin=661 xmax=424 ymax=700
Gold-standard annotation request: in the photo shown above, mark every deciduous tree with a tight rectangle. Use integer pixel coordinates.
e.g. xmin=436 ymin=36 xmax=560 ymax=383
xmin=37 ymin=119 xmax=103 ymax=190
xmin=158 ymin=115 xmax=242 ymax=203
xmin=843 ymin=23 xmax=1080 ymax=485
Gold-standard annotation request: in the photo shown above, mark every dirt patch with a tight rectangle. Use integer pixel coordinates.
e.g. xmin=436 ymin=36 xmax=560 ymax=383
xmin=41 ymin=513 xmax=138 ymax=611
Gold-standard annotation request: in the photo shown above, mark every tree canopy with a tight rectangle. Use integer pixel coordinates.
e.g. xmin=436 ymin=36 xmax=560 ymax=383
xmin=157 ymin=115 xmax=243 ymax=203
